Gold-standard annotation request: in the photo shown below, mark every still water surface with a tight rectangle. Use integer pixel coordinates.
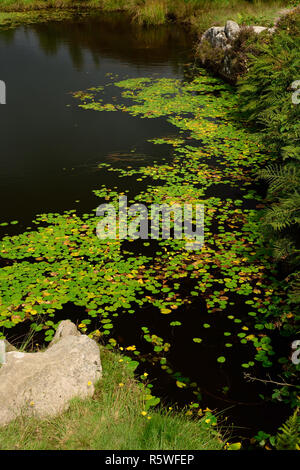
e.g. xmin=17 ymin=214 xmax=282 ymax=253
xmin=0 ymin=14 xmax=192 ymax=225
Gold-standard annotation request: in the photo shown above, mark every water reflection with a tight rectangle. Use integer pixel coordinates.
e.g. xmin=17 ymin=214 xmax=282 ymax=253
xmin=0 ymin=12 xmax=193 ymax=225
xmin=29 ymin=12 xmax=194 ymax=71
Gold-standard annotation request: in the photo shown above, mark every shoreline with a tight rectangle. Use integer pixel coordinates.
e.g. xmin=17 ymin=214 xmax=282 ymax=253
xmin=0 ymin=0 xmax=287 ymax=33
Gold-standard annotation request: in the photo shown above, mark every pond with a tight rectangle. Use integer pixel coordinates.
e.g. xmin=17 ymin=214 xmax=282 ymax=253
xmin=0 ymin=12 xmax=289 ymax=439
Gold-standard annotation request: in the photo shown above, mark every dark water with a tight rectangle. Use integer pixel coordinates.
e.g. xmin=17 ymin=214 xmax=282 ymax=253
xmin=0 ymin=13 xmax=289 ymax=440
xmin=0 ymin=13 xmax=192 ymax=226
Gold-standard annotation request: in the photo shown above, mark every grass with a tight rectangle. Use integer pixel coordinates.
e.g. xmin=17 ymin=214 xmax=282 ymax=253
xmin=0 ymin=0 xmax=290 ymax=32
xmin=0 ymin=346 xmax=224 ymax=450
xmin=130 ymin=0 xmax=168 ymax=26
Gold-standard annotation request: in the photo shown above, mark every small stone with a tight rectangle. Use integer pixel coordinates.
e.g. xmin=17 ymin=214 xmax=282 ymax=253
xmin=251 ymin=26 xmax=268 ymax=34
xmin=225 ymin=20 xmax=240 ymax=40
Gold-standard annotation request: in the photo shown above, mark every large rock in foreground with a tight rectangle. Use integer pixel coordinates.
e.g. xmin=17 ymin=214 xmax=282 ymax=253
xmin=0 ymin=321 xmax=102 ymax=427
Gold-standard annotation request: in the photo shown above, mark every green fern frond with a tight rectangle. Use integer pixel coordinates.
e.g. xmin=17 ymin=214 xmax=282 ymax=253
xmin=289 ymin=273 xmax=300 ymax=304
xmin=276 ymin=408 xmax=300 ymax=450
xmin=282 ymin=146 xmax=300 ymax=161
xmin=258 ymin=164 xmax=299 ymax=194
xmin=272 ymin=238 xmax=295 ymax=260
xmin=263 ymin=196 xmax=300 ymax=231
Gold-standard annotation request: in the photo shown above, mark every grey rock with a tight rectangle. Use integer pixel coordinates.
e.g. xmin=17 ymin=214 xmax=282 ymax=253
xmin=251 ymin=26 xmax=268 ymax=34
xmin=201 ymin=26 xmax=228 ymax=49
xmin=201 ymin=26 xmax=224 ymax=42
xmin=198 ymin=8 xmax=294 ymax=82
xmin=214 ymin=30 xmax=228 ymax=49
xmin=49 ymin=319 xmax=81 ymax=348
xmin=0 ymin=325 xmax=102 ymax=427
xmin=225 ymin=20 xmax=240 ymax=40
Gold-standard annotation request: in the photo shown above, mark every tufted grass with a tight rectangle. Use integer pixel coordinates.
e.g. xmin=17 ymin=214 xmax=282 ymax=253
xmin=130 ymin=0 xmax=168 ymax=26
xmin=0 ymin=347 xmax=224 ymax=450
